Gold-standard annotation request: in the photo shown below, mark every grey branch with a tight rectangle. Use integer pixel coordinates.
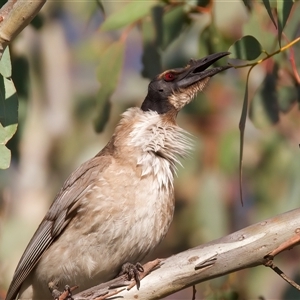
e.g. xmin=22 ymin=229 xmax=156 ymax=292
xmin=0 ymin=0 xmax=46 ymax=58
xmin=71 ymin=207 xmax=300 ymax=300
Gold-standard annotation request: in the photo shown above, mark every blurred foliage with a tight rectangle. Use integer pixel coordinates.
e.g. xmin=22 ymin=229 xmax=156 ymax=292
xmin=0 ymin=0 xmax=300 ymax=299
xmin=0 ymin=48 xmax=18 ymax=169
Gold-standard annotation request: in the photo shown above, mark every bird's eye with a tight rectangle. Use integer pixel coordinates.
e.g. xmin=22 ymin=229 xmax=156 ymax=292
xmin=164 ymin=72 xmax=175 ymax=82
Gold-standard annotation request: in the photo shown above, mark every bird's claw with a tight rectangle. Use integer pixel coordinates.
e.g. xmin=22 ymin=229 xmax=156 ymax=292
xmin=119 ymin=262 xmax=144 ymax=290
xmin=48 ymin=282 xmax=77 ymax=300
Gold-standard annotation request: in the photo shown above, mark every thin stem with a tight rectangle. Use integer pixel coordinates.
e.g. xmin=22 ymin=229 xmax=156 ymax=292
xmin=230 ymin=36 xmax=300 ymax=69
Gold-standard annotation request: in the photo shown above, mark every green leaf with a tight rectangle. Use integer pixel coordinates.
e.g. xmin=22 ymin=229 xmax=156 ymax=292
xmin=0 ymin=47 xmax=12 ymax=78
xmin=0 ymin=76 xmax=18 ymax=127
xmin=241 ymin=0 xmax=252 ymax=11
xmin=277 ymin=86 xmax=297 ymax=113
xmin=277 ymin=0 xmax=294 ymax=47
xmin=0 ymin=75 xmax=18 ymax=169
xmin=95 ymin=0 xmax=105 ymax=14
xmin=200 ymin=24 xmax=230 ymax=61
xmin=262 ymin=0 xmax=277 ymax=29
xmin=229 ymin=35 xmax=263 ymax=61
xmin=250 ymin=64 xmax=280 ymax=128
xmin=238 ymin=67 xmax=254 ymax=206
xmin=101 ymin=1 xmax=156 ymax=31
xmin=296 ymin=83 xmax=300 ymax=108
xmin=162 ymin=5 xmax=188 ymax=49
xmin=141 ymin=6 xmax=162 ymax=79
xmin=0 ymin=143 xmax=11 ymax=169
xmin=94 ymin=41 xmax=125 ymax=132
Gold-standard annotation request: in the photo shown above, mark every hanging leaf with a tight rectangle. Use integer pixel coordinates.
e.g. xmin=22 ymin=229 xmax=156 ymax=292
xmin=199 ymin=24 xmax=231 ymax=64
xmin=277 ymin=86 xmax=297 ymax=113
xmin=141 ymin=6 xmax=162 ymax=79
xmin=0 ymin=140 xmax=12 ymax=169
xmin=94 ymin=41 xmax=125 ymax=132
xmin=162 ymin=5 xmax=188 ymax=49
xmin=101 ymin=1 xmax=156 ymax=31
xmin=262 ymin=0 xmax=277 ymax=28
xmin=229 ymin=35 xmax=263 ymax=61
xmin=0 ymin=47 xmax=12 ymax=78
xmin=250 ymin=64 xmax=280 ymax=127
xmin=241 ymin=0 xmax=252 ymax=12
xmin=277 ymin=0 xmax=294 ymax=47
xmin=95 ymin=0 xmax=105 ymax=14
xmin=296 ymin=83 xmax=300 ymax=108
xmin=238 ymin=67 xmax=254 ymax=206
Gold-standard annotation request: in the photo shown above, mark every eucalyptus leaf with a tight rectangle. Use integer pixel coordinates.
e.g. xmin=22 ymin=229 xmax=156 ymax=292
xmin=94 ymin=41 xmax=125 ymax=132
xmin=101 ymin=1 xmax=156 ymax=31
xmin=0 ymin=47 xmax=12 ymax=78
xmin=241 ymin=0 xmax=252 ymax=11
xmin=277 ymin=0 xmax=294 ymax=46
xmin=0 ymin=75 xmax=18 ymax=169
xmin=162 ymin=5 xmax=188 ymax=49
xmin=250 ymin=65 xmax=280 ymax=127
xmin=229 ymin=35 xmax=263 ymax=61
xmin=278 ymin=86 xmax=296 ymax=113
xmin=0 ymin=143 xmax=11 ymax=169
xmin=238 ymin=68 xmax=251 ymax=206
xmin=141 ymin=6 xmax=163 ymax=79
xmin=262 ymin=0 xmax=277 ymax=29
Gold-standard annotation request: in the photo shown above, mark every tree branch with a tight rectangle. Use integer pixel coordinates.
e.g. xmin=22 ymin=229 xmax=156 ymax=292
xmin=0 ymin=0 xmax=46 ymax=58
xmin=71 ymin=207 xmax=300 ymax=299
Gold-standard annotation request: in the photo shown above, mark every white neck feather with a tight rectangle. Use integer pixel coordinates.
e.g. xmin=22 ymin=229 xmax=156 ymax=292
xmin=119 ymin=108 xmax=192 ymax=190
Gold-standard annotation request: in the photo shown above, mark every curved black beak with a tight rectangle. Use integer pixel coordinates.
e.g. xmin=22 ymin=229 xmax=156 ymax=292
xmin=176 ymin=52 xmax=231 ymax=88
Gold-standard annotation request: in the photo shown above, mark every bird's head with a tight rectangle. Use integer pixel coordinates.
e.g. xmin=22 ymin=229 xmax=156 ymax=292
xmin=141 ymin=52 xmax=231 ymax=114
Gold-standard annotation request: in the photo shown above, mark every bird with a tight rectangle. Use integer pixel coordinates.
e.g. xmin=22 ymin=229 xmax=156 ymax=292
xmin=5 ymin=51 xmax=231 ymax=300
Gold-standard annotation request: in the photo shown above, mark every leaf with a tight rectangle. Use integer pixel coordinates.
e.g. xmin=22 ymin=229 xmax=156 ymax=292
xmin=30 ymin=14 xmax=44 ymax=30
xmin=141 ymin=6 xmax=162 ymax=79
xmin=0 ymin=75 xmax=18 ymax=169
xmin=262 ymin=0 xmax=277 ymax=29
xmin=162 ymin=5 xmax=188 ymax=49
xmin=101 ymin=1 xmax=156 ymax=31
xmin=200 ymin=24 xmax=230 ymax=61
xmin=0 ymin=47 xmax=12 ymax=78
xmin=277 ymin=86 xmax=297 ymax=113
xmin=238 ymin=67 xmax=254 ymax=206
xmin=11 ymin=56 xmax=29 ymax=98
xmin=94 ymin=41 xmax=125 ymax=132
xmin=250 ymin=64 xmax=280 ymax=127
xmin=0 ymin=76 xmax=18 ymax=127
xmin=295 ymin=83 xmax=300 ymax=108
xmin=229 ymin=35 xmax=263 ymax=61
xmin=0 ymin=143 xmax=11 ymax=169
xmin=277 ymin=0 xmax=294 ymax=46
xmin=241 ymin=0 xmax=252 ymax=11
xmin=95 ymin=0 xmax=105 ymax=14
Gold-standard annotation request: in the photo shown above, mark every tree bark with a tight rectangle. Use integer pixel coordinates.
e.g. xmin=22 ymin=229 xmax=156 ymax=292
xmin=72 ymin=208 xmax=300 ymax=299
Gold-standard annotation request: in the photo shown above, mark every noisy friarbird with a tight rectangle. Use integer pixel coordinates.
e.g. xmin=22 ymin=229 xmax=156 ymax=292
xmin=6 ymin=52 xmax=231 ymax=300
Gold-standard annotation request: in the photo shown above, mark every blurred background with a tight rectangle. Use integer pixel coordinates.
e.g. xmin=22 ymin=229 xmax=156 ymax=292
xmin=1 ymin=0 xmax=300 ymax=299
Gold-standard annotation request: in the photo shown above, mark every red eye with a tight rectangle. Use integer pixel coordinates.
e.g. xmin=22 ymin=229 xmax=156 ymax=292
xmin=164 ymin=72 xmax=175 ymax=82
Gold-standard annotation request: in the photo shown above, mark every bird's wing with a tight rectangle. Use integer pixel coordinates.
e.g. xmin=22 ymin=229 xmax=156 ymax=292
xmin=5 ymin=155 xmax=112 ymax=300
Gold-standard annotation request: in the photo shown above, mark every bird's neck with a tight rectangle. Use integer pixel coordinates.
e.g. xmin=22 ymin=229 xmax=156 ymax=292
xmin=111 ymin=107 xmax=191 ymax=187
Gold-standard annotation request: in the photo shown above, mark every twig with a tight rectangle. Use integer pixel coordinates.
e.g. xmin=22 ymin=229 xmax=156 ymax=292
xmin=192 ymin=285 xmax=196 ymax=300
xmin=265 ymin=259 xmax=300 ymax=291
xmin=229 ymin=37 xmax=300 ymax=69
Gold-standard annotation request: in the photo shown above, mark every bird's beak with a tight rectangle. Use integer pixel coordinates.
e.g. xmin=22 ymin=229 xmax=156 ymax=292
xmin=175 ymin=52 xmax=231 ymax=89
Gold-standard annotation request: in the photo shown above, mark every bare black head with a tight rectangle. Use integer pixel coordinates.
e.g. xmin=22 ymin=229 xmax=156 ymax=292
xmin=141 ymin=52 xmax=231 ymax=114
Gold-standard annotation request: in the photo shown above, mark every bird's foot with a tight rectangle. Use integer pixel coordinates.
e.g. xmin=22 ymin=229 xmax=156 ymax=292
xmin=48 ymin=282 xmax=78 ymax=300
xmin=119 ymin=259 xmax=162 ymax=290
xmin=118 ymin=262 xmax=144 ymax=289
